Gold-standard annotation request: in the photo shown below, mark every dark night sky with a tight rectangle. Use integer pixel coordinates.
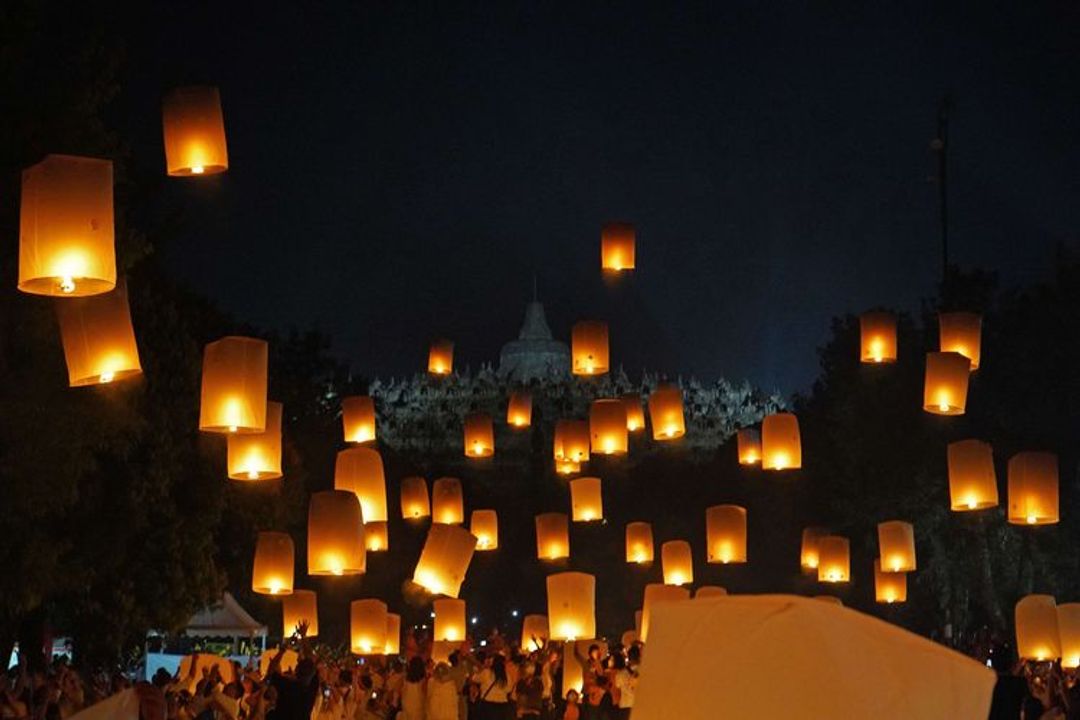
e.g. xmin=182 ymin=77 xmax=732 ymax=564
xmin=117 ymin=2 xmax=1080 ymax=394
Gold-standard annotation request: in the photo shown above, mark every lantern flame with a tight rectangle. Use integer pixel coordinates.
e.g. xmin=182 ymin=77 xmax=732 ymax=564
xmin=99 ymin=370 xmax=115 ymax=383
xmin=191 ymin=165 xmax=204 ymax=174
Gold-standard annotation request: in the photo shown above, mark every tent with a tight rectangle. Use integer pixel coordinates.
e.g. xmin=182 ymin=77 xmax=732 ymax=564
xmin=632 ymin=594 xmax=995 ymax=720
xmin=185 ymin=592 xmax=267 ymax=639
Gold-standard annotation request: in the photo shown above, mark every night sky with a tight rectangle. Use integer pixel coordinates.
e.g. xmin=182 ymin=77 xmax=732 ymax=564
xmin=117 ymin=2 xmax=1080 ymax=394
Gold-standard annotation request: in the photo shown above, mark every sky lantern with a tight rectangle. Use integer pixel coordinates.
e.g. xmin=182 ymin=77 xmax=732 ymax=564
xmin=817 ymin=536 xmax=850 ymax=583
xmin=706 ymin=505 xmax=747 ymax=564
xmin=800 ymin=527 xmax=830 ymax=572
xmin=307 ymin=490 xmax=365 ymax=576
xmin=521 ymin=614 xmax=549 ymax=652
xmin=625 ymin=522 xmax=655 ymax=564
xmin=877 ymin=521 xmax=916 ymax=573
xmin=18 ymin=154 xmax=115 ymax=297
xmin=547 ymin=572 xmax=596 ymax=641
xmin=1058 ymin=604 xmax=1080 ymax=669
xmin=433 ymin=598 xmax=467 ymax=642
xmin=601 ymin=222 xmax=636 ymax=272
xmin=536 ymin=513 xmax=570 ymax=560
xmin=364 ymin=522 xmax=389 ymax=552
xmin=737 ymin=428 xmax=761 ymax=465
xmin=922 ymin=351 xmax=971 ymax=415
xmin=412 ymin=522 xmax=477 ymax=597
xmin=554 ymin=419 xmax=591 ymax=463
xmin=432 ymin=477 xmax=465 ymax=525
xmin=622 ymin=393 xmax=646 ymax=432
xmin=1007 ymin=452 xmax=1059 ymax=525
xmin=874 ymin=560 xmax=907 ymax=604
xmin=939 ymin=311 xmax=982 ymax=370
xmin=1015 ymin=595 xmax=1061 ymax=661
xmin=162 ymin=86 xmax=228 ymax=176
xmin=400 ymin=476 xmax=430 ymax=520
xmin=470 ymin=509 xmax=498 ymax=550
xmin=384 ymin=614 xmax=401 ymax=655
xmin=464 ymin=412 xmax=495 ymax=458
xmin=55 ymin=283 xmax=142 ymax=386
xmin=662 ymin=540 xmax=694 ymax=586
xmin=334 ymin=447 xmax=388 ymax=522
xmin=198 ymin=336 xmax=268 ymax=434
xmin=695 ymin=586 xmax=728 ymax=598
xmin=251 ymin=531 xmax=294 ymax=596
xmin=282 ymin=590 xmax=318 ymax=637
xmin=570 ymin=477 xmax=604 ymax=522
xmin=341 ymin=396 xmax=376 ymax=443
xmin=640 ymin=583 xmax=690 ymax=642
xmin=350 ymin=599 xmax=388 ymax=655
xmin=507 ymin=390 xmax=533 ymax=428
xmin=648 ymin=384 xmax=686 ymax=441
xmin=428 ymin=339 xmax=454 ymax=375
xmin=555 ymin=459 xmax=581 ymax=476
xmin=947 ymin=439 xmax=999 ymax=511
xmin=859 ymin=311 xmax=898 ymax=364
xmin=590 ymin=400 xmax=629 ymax=455
xmin=227 ymin=401 xmax=283 ymax=481
xmin=761 ymin=412 xmax=801 ymax=470
xmin=572 ymin=321 xmax=609 ymax=375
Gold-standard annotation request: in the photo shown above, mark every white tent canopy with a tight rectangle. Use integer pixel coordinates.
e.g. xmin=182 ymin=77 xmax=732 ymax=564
xmin=184 ymin=592 xmax=267 ymax=639
xmin=632 ymin=594 xmax=995 ymax=720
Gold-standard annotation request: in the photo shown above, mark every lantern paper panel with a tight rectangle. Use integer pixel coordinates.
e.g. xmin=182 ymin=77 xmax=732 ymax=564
xmin=364 ymin=521 xmax=389 ymax=552
xmin=432 ymin=477 xmax=465 ymax=525
xmin=640 ymin=583 xmax=690 ymax=642
xmin=695 ymin=586 xmax=728 ymax=598
xmin=282 ymin=590 xmax=318 ymax=637
xmin=877 ymin=521 xmax=916 ymax=573
xmin=570 ymin=477 xmax=603 ymax=522
xmin=55 ymin=283 xmax=141 ymax=385
xmin=536 ymin=513 xmax=570 ymax=560
xmin=661 ymin=540 xmax=694 ymax=586
xmin=350 ymin=599 xmax=388 ymax=655
xmin=737 ymin=428 xmax=761 ymax=465
xmin=947 ymin=439 xmax=999 ymax=511
xmin=547 ymin=572 xmax=596 ymax=641
xmin=1008 ymin=452 xmax=1059 ymax=525
xmin=1059 ymin=604 xmax=1080 ymax=669
xmin=464 ymin=413 xmax=495 ymax=458
xmin=401 ymin=476 xmax=430 ymax=520
xmin=874 ymin=560 xmax=907 ymax=604
xmin=198 ymin=336 xmax=268 ymax=434
xmin=428 ymin=339 xmax=454 ymax=375
xmin=706 ymin=505 xmax=747 ymax=564
xmin=939 ymin=311 xmax=982 ymax=371
xmin=622 ymin=393 xmax=646 ymax=432
xmin=817 ymin=536 xmax=850 ymax=583
xmin=433 ymin=598 xmax=467 ymax=642
xmin=470 ymin=509 xmax=499 ymax=550
xmin=572 ymin=321 xmax=610 ymax=376
xmin=761 ymin=413 xmax=801 ymax=470
xmin=228 ymin=401 xmax=283 ymax=481
xmin=307 ymin=490 xmax=366 ymax=576
xmin=648 ymin=384 xmax=686 ymax=441
xmin=860 ymin=311 xmax=898 ymax=364
xmin=562 ymin=641 xmax=584 ymax=695
xmin=554 ymin=420 xmax=591 ymax=463
xmin=800 ymin=527 xmax=830 ymax=572
xmin=412 ymin=522 xmax=477 ymax=598
xmin=252 ymin=531 xmax=294 ymax=596
xmin=589 ymin=400 xmax=628 ymax=455
xmin=507 ymin=390 xmax=533 ymax=428
xmin=384 ymin=613 xmax=401 ymax=655
xmin=922 ymin=352 xmax=971 ymax=415
xmin=625 ymin=522 xmax=654 ymax=564
xmin=162 ymin=86 xmax=228 ymax=176
xmin=521 ymin=614 xmax=549 ymax=652
xmin=334 ymin=447 xmax=388 ymax=522
xmin=1016 ymin=595 xmax=1061 ymax=661
xmin=342 ymin=396 xmax=376 ymax=443
xmin=601 ymin=222 xmax=636 ymax=272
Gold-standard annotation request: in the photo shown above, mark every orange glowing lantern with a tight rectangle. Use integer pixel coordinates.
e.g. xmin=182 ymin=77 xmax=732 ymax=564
xmin=227 ymin=401 xmax=283 ymax=481
xmin=800 ymin=527 xmax=829 ymax=572
xmin=648 ymin=384 xmax=685 ymax=441
xmin=572 ymin=321 xmax=609 ymax=375
xmin=570 ymin=477 xmax=603 ymax=522
xmin=350 ymin=599 xmax=387 ymax=655
xmin=640 ymin=583 xmax=689 ymax=642
xmin=554 ymin=419 xmax=591 ymax=463
xmin=625 ymin=522 xmax=655 ymax=564
xmin=428 ymin=339 xmax=454 ymax=375
xmin=706 ymin=505 xmax=747 ymax=564
xmin=536 ymin=513 xmax=570 ymax=560
xmin=433 ymin=598 xmax=467 ymax=642
xmin=55 ymin=284 xmax=141 ymax=385
xmin=507 ymin=390 xmax=533 ymax=428
xmin=464 ymin=412 xmax=495 ymax=458
xmin=555 ymin=459 xmax=581 ymax=475
xmin=282 ymin=590 xmax=318 ymax=637
xmin=252 ymin=531 xmax=294 ymax=596
xmin=307 ymin=490 xmax=365 ymax=576
xmin=198 ymin=336 xmax=268 ymax=434
xmin=384 ymin=613 xmax=401 ymax=655
xmin=334 ymin=447 xmax=388 ymax=523
xmin=590 ymin=400 xmax=628 ymax=455
xmin=342 ymin=396 xmax=376 ymax=444
xmin=761 ymin=412 xmax=801 ymax=470
xmin=1016 ymin=595 xmax=1061 ymax=661
xmin=817 ymin=536 xmax=850 ymax=583
xmin=947 ymin=439 xmax=999 ymax=511
xmin=470 ymin=509 xmax=498 ymax=550
xmin=922 ymin=351 xmax=971 ymax=415
xmin=661 ymin=540 xmax=693 ymax=586
xmin=162 ymin=86 xmax=228 ymax=176
xmin=874 ymin=560 xmax=907 ymax=604
xmin=622 ymin=393 xmax=646 ymax=432
xmin=364 ymin=522 xmax=389 ymax=552
xmin=877 ymin=521 xmax=916 ymax=573
xmin=547 ymin=572 xmax=596 ymax=641
xmin=859 ymin=311 xmax=897 ymax=364
xmin=432 ymin=477 xmax=464 ymax=525
xmin=695 ymin=586 xmax=728 ymax=598
xmin=601 ymin=222 xmax=636 ymax=272
xmin=1058 ymin=604 xmax=1080 ymax=669
xmin=939 ymin=311 xmax=982 ymax=371
xmin=1008 ymin=452 xmax=1059 ymax=525
xmin=737 ymin=428 xmax=761 ymax=465
xmin=412 ymin=522 xmax=477 ymax=597
xmin=18 ymin=154 xmax=115 ymax=297
xmin=400 ymin=476 xmax=430 ymax=520
xmin=521 ymin=614 xmax=549 ymax=652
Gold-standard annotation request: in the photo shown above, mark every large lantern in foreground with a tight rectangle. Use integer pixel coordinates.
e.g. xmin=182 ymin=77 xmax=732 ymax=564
xmin=252 ymin=531 xmax=294 ymax=595
xmin=412 ymin=522 xmax=477 ymax=597
xmin=590 ymin=400 xmax=628 ymax=455
xmin=432 ymin=477 xmax=464 ymax=525
xmin=939 ymin=311 xmax=982 ymax=371
xmin=282 ymin=590 xmax=318 ymax=637
xmin=507 ymin=390 xmax=533 ymax=428
xmin=572 ymin=321 xmax=609 ymax=375
xmin=536 ymin=513 xmax=570 ymax=560
xmin=521 ymin=614 xmax=549 ymax=652
xmin=947 ymin=439 xmax=998 ymax=511
xmin=648 ymin=384 xmax=685 ymax=441
xmin=307 ymin=491 xmax=365 ymax=576
xmin=554 ymin=420 xmax=591 ymax=463
xmin=1008 ymin=452 xmax=1059 ymax=525
xmin=601 ymin=222 xmax=636 ymax=272
xmin=162 ymin=86 xmax=228 ymax=176
xmin=661 ymin=540 xmax=693 ymax=586
xmin=1016 ymin=595 xmax=1060 ymax=661
xmin=384 ymin=613 xmax=401 ymax=655
xmin=874 ymin=560 xmax=907 ymax=604
xmin=877 ymin=521 xmax=916 ymax=573
xmin=400 ymin=476 xmax=430 ymax=519
xmin=228 ymin=401 xmax=283 ymax=480
xmin=55 ymin=284 xmax=141 ymax=385
xmin=622 ymin=393 xmax=646 ymax=432
xmin=364 ymin=522 xmax=389 ymax=552
xmin=737 ymin=428 xmax=761 ymax=465
xmin=334 ymin=447 xmax=388 ymax=522
xmin=625 ymin=522 xmax=654 ymax=564
xmin=464 ymin=413 xmax=495 ymax=458
xmin=199 ymin=336 xmax=268 ymax=433
xmin=433 ymin=598 xmax=467 ymax=642
xmin=428 ymin=339 xmax=454 ymax=375
xmin=1059 ymin=604 xmax=1080 ymax=669
xmin=547 ymin=572 xmax=595 ymax=641
xmin=706 ymin=505 xmax=747 ymax=564
xmin=800 ymin=527 xmax=829 ymax=572
xmin=923 ymin=352 xmax=970 ymax=415
xmin=859 ymin=311 xmax=897 ymax=364
xmin=570 ymin=477 xmax=603 ymax=522
xmin=470 ymin=509 xmax=498 ymax=550
xmin=19 ymin=154 xmax=115 ymax=297
xmin=640 ymin=583 xmax=689 ymax=642
xmin=817 ymin=535 xmax=850 ymax=583
xmin=342 ymin=396 xmax=376 ymax=443
xmin=761 ymin=412 xmax=801 ymax=470
xmin=350 ymin=599 xmax=387 ymax=655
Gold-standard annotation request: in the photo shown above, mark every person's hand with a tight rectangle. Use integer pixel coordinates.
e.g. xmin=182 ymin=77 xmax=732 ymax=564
xmin=296 ymin=620 xmax=309 ymax=640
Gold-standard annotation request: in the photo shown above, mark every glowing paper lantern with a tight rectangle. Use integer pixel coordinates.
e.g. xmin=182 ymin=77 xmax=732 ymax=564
xmin=251 ymin=531 xmax=294 ymax=596
xmin=1007 ymin=452 xmax=1059 ymax=525
xmin=817 ymin=536 xmax=850 ymax=583
xmin=536 ymin=513 xmax=570 ymax=560
xmin=601 ymin=222 xmax=636 ymax=272
xmin=547 ymin=572 xmax=596 ymax=641
xmin=648 ymin=384 xmax=686 ymax=441
xmin=470 ymin=509 xmax=498 ymax=550
xmin=922 ymin=352 xmax=971 ymax=415
xmin=640 ymin=583 xmax=689 ymax=642
xmin=334 ymin=447 xmax=388 ymax=522
xmin=507 ymin=390 xmax=533 ymax=428
xmin=562 ymin=641 xmax=585 ymax=694
xmin=706 ymin=505 xmax=747 ymax=564
xmin=695 ymin=586 xmax=728 ymax=598
xmin=282 ymin=590 xmax=318 ymax=637
xmin=350 ymin=599 xmax=387 ymax=655
xmin=18 ymin=155 xmax=115 ymax=297
xmin=385 ymin=613 xmax=401 ymax=655
xmin=800 ymin=527 xmax=829 ymax=572
xmin=433 ymin=598 xmax=467 ymax=642
xmin=198 ymin=336 xmax=268 ymax=434
xmin=463 ymin=412 xmax=494 ymax=458
xmin=554 ymin=420 xmax=591 ymax=463
xmin=662 ymin=540 xmax=694 ymax=586
xmin=55 ymin=284 xmax=141 ymax=385
xmin=625 ymin=522 xmax=655 ymax=564
xmin=1015 ymin=595 xmax=1060 ymax=661
xmin=939 ymin=311 xmax=982 ymax=370
xmin=737 ymin=429 xmax=761 ymax=466
xmin=762 ymin=412 xmax=801 ymax=470
xmin=342 ymin=396 xmax=376 ymax=443
xmin=571 ymin=321 xmax=609 ymax=376
xmin=859 ymin=311 xmax=897 ymax=364
xmin=947 ymin=440 xmax=999 ymax=511
xmin=412 ymin=522 xmax=477 ymax=597
xmin=307 ymin=490 xmax=365 ymax=576
xmin=874 ymin=560 xmax=907 ymax=604
xmin=364 ymin=521 xmax=389 ymax=552
xmin=589 ymin=400 xmax=628 ymax=455
xmin=400 ymin=476 xmax=430 ymax=519
xmin=428 ymin=339 xmax=454 ymax=375
xmin=521 ymin=614 xmax=549 ymax=652
xmin=555 ymin=459 xmax=581 ymax=476
xmin=877 ymin=521 xmax=916 ymax=573
xmin=227 ymin=401 xmax=283 ymax=480
xmin=570 ymin=477 xmax=603 ymax=522
xmin=622 ymin=393 xmax=646 ymax=432
xmin=162 ymin=86 xmax=228 ymax=176
xmin=1058 ymin=604 xmax=1080 ymax=669
xmin=432 ymin=477 xmax=464 ymax=525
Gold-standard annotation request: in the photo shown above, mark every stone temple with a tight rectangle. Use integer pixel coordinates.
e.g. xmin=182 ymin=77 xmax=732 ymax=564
xmin=498 ymin=300 xmax=570 ymax=381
